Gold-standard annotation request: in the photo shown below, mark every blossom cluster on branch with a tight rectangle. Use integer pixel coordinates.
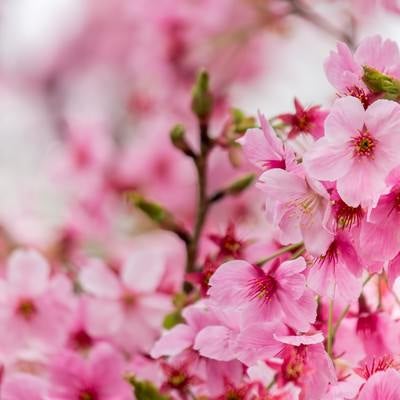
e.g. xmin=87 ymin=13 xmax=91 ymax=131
xmin=3 ymin=1 xmax=400 ymax=400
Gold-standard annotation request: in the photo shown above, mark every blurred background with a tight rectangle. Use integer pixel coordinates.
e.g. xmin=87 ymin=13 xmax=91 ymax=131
xmin=1 ymin=0 xmax=400 ymax=253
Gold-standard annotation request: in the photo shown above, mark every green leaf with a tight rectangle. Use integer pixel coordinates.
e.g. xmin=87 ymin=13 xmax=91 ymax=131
xmin=125 ymin=193 xmax=167 ymax=223
xmin=231 ymin=108 xmax=256 ymax=133
xmin=226 ymin=174 xmax=255 ymax=195
xmin=163 ymin=310 xmax=184 ymax=329
xmin=126 ymin=376 xmax=170 ymax=400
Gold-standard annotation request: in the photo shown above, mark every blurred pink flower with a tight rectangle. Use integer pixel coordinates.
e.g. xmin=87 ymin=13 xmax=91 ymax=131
xmin=47 ymin=343 xmax=131 ymax=400
xmin=0 ymin=249 xmax=75 ymax=356
xmin=80 ymin=253 xmax=172 ymax=353
xmin=1 ymin=373 xmax=46 ymax=400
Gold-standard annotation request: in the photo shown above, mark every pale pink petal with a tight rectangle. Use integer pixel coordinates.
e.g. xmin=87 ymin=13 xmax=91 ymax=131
xmin=358 ymin=368 xmax=400 ymax=399
xmin=275 ymin=257 xmax=307 ymax=277
xmin=273 ymin=332 xmax=324 ymax=346
xmin=89 ymin=344 xmax=127 ymax=392
xmin=335 ymin=262 xmax=362 ymax=302
xmin=7 ymin=250 xmax=49 ymax=296
xmin=325 ymin=96 xmax=365 ymax=140
xmin=2 ymin=374 xmax=45 ymax=400
xmin=303 ymin=138 xmax=353 ymax=181
xmin=387 ymin=253 xmax=400 ymax=287
xmin=182 ymin=304 xmax=219 ymax=332
xmin=258 ymin=112 xmax=284 ymax=155
xmin=307 ymin=261 xmax=335 ymax=299
xmin=365 ymin=99 xmax=400 ymax=139
xmin=279 ymin=289 xmax=317 ymax=332
xmin=336 ymin=160 xmax=387 ymax=208
xmin=151 ymin=324 xmax=194 ymax=358
xmin=137 ymin=293 xmax=172 ymax=329
xmin=237 ymin=127 xmax=280 ymax=169
xmin=324 ymin=42 xmax=362 ymax=92
xmin=301 ymin=204 xmax=334 ymax=256
xmin=257 ymin=169 xmax=307 ymax=201
xmin=355 ymin=36 xmax=400 ymax=76
xmin=208 ymin=260 xmax=256 ymax=305
xmin=122 ymin=249 xmax=165 ymax=293
xmin=79 ymin=260 xmax=121 ymax=299
xmin=194 ymin=326 xmax=238 ymax=361
xmin=236 ymin=321 xmax=286 ymax=365
xmin=85 ymin=298 xmax=123 ymax=337
xmin=359 ymin=221 xmax=400 ymax=263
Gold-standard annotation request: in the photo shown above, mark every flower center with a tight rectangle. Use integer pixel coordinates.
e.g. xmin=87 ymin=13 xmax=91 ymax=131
xmin=352 ymin=131 xmax=375 ymax=158
xmin=78 ymin=389 xmax=97 ymax=400
xmin=121 ymin=292 xmax=136 ymax=309
xmin=333 ymin=199 xmax=364 ymax=229
xmin=168 ymin=372 xmax=188 ymax=388
xmin=71 ymin=329 xmax=93 ymax=350
xmin=16 ymin=298 xmax=37 ymax=321
xmin=247 ymin=274 xmax=277 ymax=304
xmin=282 ymin=346 xmax=307 ymax=383
xmin=346 ymin=86 xmax=371 ymax=108
xmin=357 ymin=355 xmax=398 ymax=379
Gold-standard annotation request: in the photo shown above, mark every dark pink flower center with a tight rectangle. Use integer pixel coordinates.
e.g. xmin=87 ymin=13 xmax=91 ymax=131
xmin=121 ymin=292 xmax=136 ymax=309
xmin=247 ymin=274 xmax=277 ymax=304
xmin=78 ymin=388 xmax=98 ymax=400
xmin=282 ymin=346 xmax=307 ymax=383
xmin=357 ymin=355 xmax=397 ymax=379
xmin=318 ymin=240 xmax=339 ymax=266
xmin=333 ymin=199 xmax=364 ymax=229
xmin=16 ymin=298 xmax=37 ymax=321
xmin=352 ymin=131 xmax=375 ymax=158
xmin=395 ymin=192 xmax=400 ymax=212
xmin=71 ymin=329 xmax=93 ymax=350
xmin=346 ymin=86 xmax=372 ymax=109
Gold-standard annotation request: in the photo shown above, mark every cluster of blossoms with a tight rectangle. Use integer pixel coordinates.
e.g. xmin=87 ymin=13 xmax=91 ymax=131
xmin=3 ymin=1 xmax=400 ymax=400
xmin=149 ymin=35 xmax=400 ymax=399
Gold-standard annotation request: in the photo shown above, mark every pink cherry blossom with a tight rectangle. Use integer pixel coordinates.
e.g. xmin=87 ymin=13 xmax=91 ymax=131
xmin=278 ymin=98 xmax=328 ymax=140
xmin=304 ymin=96 xmax=400 ymax=209
xmin=307 ymin=232 xmax=363 ymax=302
xmin=80 ymin=253 xmax=172 ymax=353
xmin=1 ymin=373 xmax=46 ymax=400
xmin=151 ymin=304 xmax=243 ymax=396
xmin=208 ymin=258 xmax=316 ymax=331
xmin=324 ymin=35 xmax=400 ymax=100
xmin=47 ymin=343 xmax=131 ymax=400
xmin=258 ymin=168 xmax=333 ymax=255
xmin=358 ymin=368 xmax=400 ymax=399
xmin=274 ymin=334 xmax=337 ymax=400
xmin=0 ymin=249 xmax=75 ymax=356
xmin=237 ymin=112 xmax=294 ymax=171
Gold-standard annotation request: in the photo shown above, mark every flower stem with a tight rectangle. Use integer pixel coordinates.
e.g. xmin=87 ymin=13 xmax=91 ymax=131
xmin=330 ymin=274 xmax=375 ymax=348
xmin=186 ymin=122 xmax=213 ymax=274
xmin=255 ymin=242 xmax=303 ymax=266
xmin=326 ymin=298 xmax=334 ymax=358
xmin=288 ymin=0 xmax=355 ymax=47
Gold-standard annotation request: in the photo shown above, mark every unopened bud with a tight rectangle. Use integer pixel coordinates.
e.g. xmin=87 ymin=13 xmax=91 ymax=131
xmin=363 ymin=66 xmax=400 ymax=100
xmin=191 ymin=69 xmax=213 ymax=121
xmin=170 ymin=124 xmax=195 ymax=157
